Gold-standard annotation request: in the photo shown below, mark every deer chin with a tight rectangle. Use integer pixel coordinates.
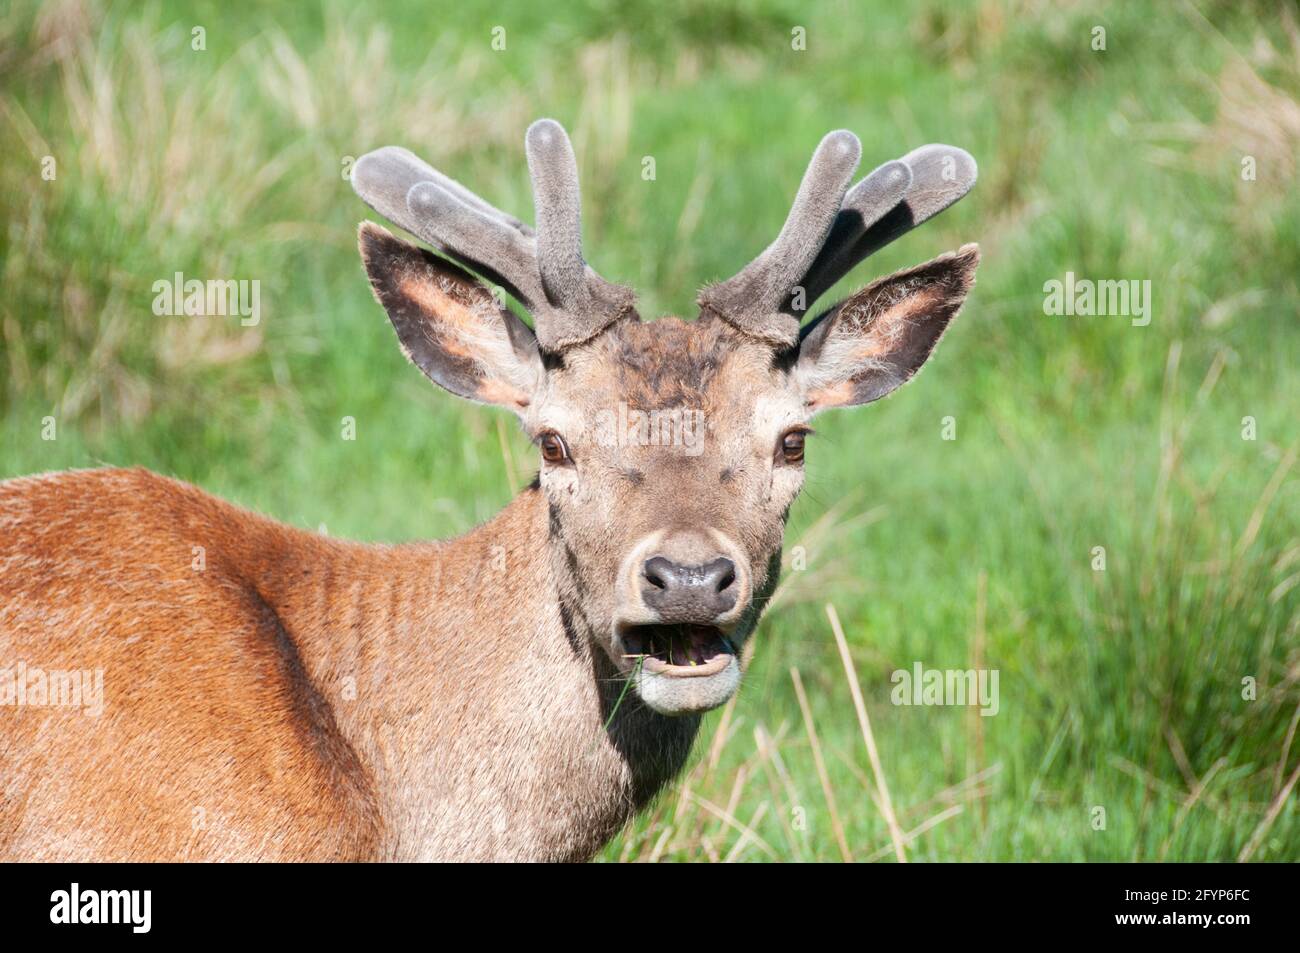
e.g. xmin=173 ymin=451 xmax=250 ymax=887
xmin=616 ymin=623 xmax=742 ymax=715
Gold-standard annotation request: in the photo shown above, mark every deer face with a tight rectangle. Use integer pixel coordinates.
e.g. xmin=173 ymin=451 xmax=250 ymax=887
xmin=531 ymin=317 xmax=792 ymax=715
xmin=354 ymin=120 xmax=978 ymax=716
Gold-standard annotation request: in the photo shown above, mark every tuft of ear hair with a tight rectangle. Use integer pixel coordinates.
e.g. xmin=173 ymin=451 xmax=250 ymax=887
xmin=358 ymin=222 xmax=543 ymax=412
xmin=796 ymin=243 xmax=979 ymax=410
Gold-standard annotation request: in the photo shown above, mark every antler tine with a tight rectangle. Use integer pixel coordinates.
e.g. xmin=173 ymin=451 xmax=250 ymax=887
xmin=699 ymin=130 xmax=861 ymax=348
xmin=525 ymin=120 xmax=588 ymax=310
xmin=799 ymin=144 xmax=977 ymax=308
xmin=354 ymin=123 xmax=634 ymax=354
xmin=794 ymin=158 xmax=912 ymax=308
xmin=404 ymin=181 xmax=546 ymax=309
xmin=352 ymin=146 xmax=533 ymax=237
xmin=352 ymin=146 xmax=546 ymax=309
xmin=523 ymin=119 xmax=637 ymax=351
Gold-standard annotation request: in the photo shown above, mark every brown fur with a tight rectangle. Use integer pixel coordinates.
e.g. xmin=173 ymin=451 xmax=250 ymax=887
xmin=0 ymin=227 xmax=976 ymax=861
xmin=0 ymin=468 xmax=691 ymax=860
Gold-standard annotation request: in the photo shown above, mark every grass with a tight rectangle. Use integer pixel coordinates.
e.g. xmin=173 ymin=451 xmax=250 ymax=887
xmin=1 ymin=0 xmax=1297 ymax=861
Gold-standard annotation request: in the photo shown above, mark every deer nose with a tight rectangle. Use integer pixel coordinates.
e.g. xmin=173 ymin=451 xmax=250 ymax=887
xmin=641 ymin=556 xmax=738 ymax=621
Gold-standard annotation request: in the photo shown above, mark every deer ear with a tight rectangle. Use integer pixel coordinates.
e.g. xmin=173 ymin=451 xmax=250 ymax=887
xmin=795 ymin=244 xmax=978 ymax=410
xmin=359 ymin=223 xmax=544 ymax=413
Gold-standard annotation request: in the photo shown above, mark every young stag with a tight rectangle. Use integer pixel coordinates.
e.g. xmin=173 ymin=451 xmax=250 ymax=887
xmin=0 ymin=119 xmax=977 ymax=861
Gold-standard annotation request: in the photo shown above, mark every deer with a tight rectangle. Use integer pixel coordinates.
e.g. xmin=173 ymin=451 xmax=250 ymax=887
xmin=0 ymin=119 xmax=978 ymax=861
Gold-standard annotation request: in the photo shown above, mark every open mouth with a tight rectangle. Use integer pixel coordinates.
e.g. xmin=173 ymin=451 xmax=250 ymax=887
xmin=621 ymin=623 xmax=736 ymax=677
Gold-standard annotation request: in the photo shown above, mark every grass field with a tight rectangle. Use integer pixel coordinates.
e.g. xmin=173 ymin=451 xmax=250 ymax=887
xmin=1 ymin=0 xmax=1297 ymax=861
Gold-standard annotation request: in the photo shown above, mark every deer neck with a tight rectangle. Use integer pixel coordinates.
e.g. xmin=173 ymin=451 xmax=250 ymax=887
xmin=263 ymin=485 xmax=700 ymax=860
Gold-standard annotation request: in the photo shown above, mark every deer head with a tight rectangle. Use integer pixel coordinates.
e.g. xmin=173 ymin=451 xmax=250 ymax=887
xmin=352 ymin=119 xmax=978 ymax=718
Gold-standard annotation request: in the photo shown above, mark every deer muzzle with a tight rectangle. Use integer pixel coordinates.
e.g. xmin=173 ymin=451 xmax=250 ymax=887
xmin=612 ymin=530 xmax=752 ymax=714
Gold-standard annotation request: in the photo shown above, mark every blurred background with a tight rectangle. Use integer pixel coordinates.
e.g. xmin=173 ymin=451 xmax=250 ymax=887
xmin=1 ymin=0 xmax=1297 ymax=861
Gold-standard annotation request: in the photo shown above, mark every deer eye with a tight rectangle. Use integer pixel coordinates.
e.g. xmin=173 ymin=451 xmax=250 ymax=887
xmin=538 ymin=431 xmax=570 ymax=465
xmin=779 ymin=428 xmax=809 ymax=465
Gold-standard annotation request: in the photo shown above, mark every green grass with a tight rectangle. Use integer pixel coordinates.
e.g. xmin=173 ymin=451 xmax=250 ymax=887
xmin=1 ymin=0 xmax=1297 ymax=861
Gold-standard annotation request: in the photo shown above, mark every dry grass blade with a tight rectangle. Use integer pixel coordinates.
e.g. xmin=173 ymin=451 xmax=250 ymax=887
xmin=1180 ymin=0 xmax=1300 ymax=206
xmin=1110 ymin=755 xmax=1232 ymax=825
xmin=904 ymin=762 xmax=1003 ymax=820
xmin=1163 ymin=723 xmax=1198 ymax=791
xmin=790 ymin=666 xmax=852 ymax=862
xmin=1276 ymin=699 xmax=1300 ymax=795
xmin=688 ymin=792 xmax=778 ymax=860
xmin=723 ymin=801 xmax=770 ymax=863
xmin=1158 ymin=757 xmax=1228 ymax=862
xmin=647 ymin=824 xmax=675 ymax=863
xmin=703 ymin=695 xmax=738 ymax=786
xmin=754 ymin=724 xmax=806 ymax=861
xmin=713 ymin=763 xmax=752 ymax=850
xmin=1238 ymin=760 xmax=1300 ymax=862
xmin=826 ymin=603 xmax=907 ymax=863
xmin=682 ymin=696 xmax=739 ymax=848
xmin=1234 ymin=441 xmax=1299 ymax=561
xmin=862 ymin=804 xmax=964 ymax=863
